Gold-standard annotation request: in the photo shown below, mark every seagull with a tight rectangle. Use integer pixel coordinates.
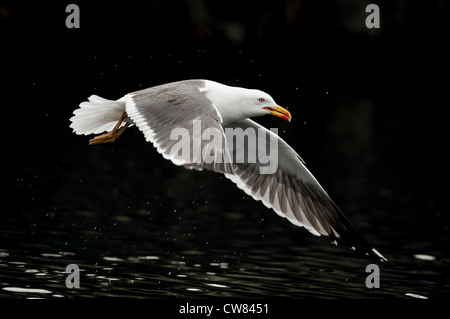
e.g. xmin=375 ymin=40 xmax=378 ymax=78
xmin=70 ymin=79 xmax=387 ymax=262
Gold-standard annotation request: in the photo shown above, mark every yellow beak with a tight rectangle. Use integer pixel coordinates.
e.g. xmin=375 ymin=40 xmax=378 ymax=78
xmin=263 ymin=105 xmax=291 ymax=122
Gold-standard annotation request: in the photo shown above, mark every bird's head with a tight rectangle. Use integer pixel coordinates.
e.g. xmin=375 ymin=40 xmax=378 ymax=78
xmin=243 ymin=89 xmax=291 ymax=122
xmin=203 ymin=81 xmax=291 ymax=124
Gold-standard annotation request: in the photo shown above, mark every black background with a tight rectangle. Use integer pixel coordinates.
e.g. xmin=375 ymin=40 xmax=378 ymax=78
xmin=0 ymin=0 xmax=447 ymax=307
xmin=1 ymin=0 xmax=445 ymax=223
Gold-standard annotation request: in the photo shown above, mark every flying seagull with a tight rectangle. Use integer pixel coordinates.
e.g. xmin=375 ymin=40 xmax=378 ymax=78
xmin=70 ymin=79 xmax=387 ymax=262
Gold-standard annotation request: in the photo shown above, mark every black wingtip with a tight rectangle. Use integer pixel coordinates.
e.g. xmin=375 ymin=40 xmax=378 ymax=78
xmin=322 ymin=198 xmax=388 ymax=262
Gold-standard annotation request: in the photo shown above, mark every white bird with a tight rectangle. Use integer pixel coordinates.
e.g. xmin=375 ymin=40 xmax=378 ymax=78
xmin=70 ymin=79 xmax=387 ymax=262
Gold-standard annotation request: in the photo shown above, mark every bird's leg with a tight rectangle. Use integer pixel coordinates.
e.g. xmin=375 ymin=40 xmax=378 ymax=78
xmin=89 ymin=112 xmax=130 ymax=145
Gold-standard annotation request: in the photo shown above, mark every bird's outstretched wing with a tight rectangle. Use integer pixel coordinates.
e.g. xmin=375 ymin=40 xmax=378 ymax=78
xmin=223 ymin=119 xmax=387 ymax=262
xmin=125 ymin=80 xmax=234 ymax=175
xmin=125 ymin=82 xmax=385 ymax=261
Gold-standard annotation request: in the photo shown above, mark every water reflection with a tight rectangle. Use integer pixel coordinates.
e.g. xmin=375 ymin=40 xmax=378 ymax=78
xmin=404 ymin=293 xmax=429 ymax=300
xmin=1 ymin=219 xmax=448 ymax=299
xmin=3 ymin=287 xmax=52 ymax=294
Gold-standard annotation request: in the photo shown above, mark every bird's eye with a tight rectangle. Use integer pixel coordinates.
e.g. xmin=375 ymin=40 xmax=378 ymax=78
xmin=258 ymin=98 xmax=265 ymax=103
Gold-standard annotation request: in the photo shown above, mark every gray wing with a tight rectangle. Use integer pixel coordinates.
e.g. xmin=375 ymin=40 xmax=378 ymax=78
xmin=223 ymin=119 xmax=387 ymax=262
xmin=125 ymin=80 xmax=233 ymax=174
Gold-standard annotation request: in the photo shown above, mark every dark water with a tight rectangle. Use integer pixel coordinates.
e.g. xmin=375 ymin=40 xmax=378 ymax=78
xmin=0 ymin=195 xmax=447 ymax=299
xmin=1 ymin=197 xmax=448 ymax=299
xmin=1 ymin=1 xmax=447 ymax=302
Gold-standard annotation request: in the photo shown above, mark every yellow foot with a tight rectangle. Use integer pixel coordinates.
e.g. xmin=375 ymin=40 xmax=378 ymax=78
xmin=89 ymin=112 xmax=130 ymax=145
xmin=89 ymin=132 xmax=115 ymax=145
xmin=89 ymin=123 xmax=130 ymax=145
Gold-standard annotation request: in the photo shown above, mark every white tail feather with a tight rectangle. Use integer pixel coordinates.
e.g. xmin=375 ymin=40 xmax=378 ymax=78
xmin=69 ymin=95 xmax=129 ymax=135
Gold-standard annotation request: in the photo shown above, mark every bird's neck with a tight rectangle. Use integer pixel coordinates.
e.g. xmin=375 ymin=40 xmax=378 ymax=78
xmin=202 ymin=80 xmax=249 ymax=125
